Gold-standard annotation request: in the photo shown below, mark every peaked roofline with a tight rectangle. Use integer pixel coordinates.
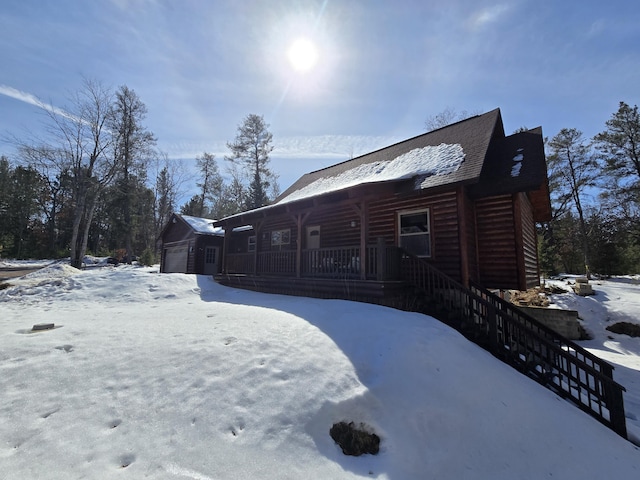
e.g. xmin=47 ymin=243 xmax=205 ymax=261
xmin=216 ymin=108 xmax=504 ymax=227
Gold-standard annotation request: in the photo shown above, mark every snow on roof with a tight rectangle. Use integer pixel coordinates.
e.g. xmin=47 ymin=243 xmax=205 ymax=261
xmin=277 ymin=143 xmax=465 ymax=205
xmin=180 ymin=215 xmax=224 ymax=235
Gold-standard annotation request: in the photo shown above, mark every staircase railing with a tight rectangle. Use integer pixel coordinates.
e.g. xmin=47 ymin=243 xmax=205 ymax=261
xmin=400 ymin=249 xmax=628 ymax=439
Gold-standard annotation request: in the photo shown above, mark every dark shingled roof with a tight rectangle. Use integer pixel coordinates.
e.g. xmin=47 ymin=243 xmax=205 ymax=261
xmin=215 ymin=108 xmax=550 ymax=225
xmin=276 ymin=108 xmax=503 ymax=202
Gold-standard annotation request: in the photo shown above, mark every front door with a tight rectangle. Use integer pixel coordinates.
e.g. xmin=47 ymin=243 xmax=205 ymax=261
xmin=204 ymin=246 xmax=219 ymax=275
xmin=306 ymin=226 xmax=320 ymax=249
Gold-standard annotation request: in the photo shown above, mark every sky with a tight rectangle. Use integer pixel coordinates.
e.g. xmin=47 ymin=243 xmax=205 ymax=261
xmin=1 ymin=0 xmax=639 ymax=197
xmin=1 ymin=260 xmax=639 ymax=478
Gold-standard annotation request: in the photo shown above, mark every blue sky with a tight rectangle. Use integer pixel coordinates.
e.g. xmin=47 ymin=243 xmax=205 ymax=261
xmin=1 ymin=0 xmax=639 ymax=196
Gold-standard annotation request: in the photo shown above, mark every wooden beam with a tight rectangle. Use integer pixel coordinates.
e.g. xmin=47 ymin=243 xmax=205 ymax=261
xmin=359 ymin=201 xmax=368 ymax=279
xmin=222 ymin=227 xmax=231 ymax=273
xmin=456 ymin=187 xmax=470 ymax=287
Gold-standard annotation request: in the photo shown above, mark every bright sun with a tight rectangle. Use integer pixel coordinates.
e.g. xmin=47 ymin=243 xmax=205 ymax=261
xmin=287 ymin=37 xmax=319 ymax=73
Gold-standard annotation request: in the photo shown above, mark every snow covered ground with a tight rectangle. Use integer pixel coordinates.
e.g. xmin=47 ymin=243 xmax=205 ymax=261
xmin=0 ymin=261 xmax=639 ymax=479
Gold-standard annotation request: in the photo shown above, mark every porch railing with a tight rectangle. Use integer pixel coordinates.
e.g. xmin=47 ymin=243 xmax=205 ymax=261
xmin=257 ymin=250 xmax=296 ymax=275
xmin=224 ymin=244 xmax=402 ymax=280
xmin=226 ymin=253 xmax=255 ymax=274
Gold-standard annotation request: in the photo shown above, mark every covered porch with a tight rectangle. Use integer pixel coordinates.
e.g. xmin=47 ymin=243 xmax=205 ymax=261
xmin=215 ymin=240 xmax=408 ymax=304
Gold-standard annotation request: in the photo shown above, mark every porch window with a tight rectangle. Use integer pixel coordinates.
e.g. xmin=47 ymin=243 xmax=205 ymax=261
xmin=398 ymin=209 xmax=431 ymax=257
xmin=248 ymin=235 xmax=256 ymax=252
xmin=271 ymin=229 xmax=290 ymax=247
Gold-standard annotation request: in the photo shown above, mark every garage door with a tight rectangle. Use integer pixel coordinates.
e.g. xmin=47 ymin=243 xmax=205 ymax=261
xmin=163 ymin=245 xmax=188 ymax=273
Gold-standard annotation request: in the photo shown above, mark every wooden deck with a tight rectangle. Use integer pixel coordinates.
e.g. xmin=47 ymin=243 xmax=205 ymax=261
xmin=215 ymin=273 xmax=406 ymax=306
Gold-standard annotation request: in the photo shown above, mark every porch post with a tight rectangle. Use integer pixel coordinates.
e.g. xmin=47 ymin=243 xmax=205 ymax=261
xmin=222 ymin=226 xmax=231 ymax=274
xmin=252 ymin=222 xmax=260 ymax=275
xmin=296 ymin=214 xmax=302 ymax=278
xmin=376 ymin=237 xmax=386 ymax=281
xmin=360 ymin=201 xmax=368 ymax=280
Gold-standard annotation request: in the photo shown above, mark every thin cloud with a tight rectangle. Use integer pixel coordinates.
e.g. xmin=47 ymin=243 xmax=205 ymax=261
xmin=469 ymin=4 xmax=511 ymax=29
xmin=0 ymin=84 xmax=74 ymax=120
xmin=160 ymin=134 xmax=397 ymax=163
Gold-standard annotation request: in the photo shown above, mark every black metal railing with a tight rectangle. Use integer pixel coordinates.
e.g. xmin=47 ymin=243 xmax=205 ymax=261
xmin=401 ymin=249 xmax=627 ymax=439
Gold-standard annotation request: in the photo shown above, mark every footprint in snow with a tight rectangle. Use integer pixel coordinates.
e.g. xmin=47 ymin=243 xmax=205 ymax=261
xmin=108 ymin=419 xmax=122 ymax=429
xmin=118 ymin=453 xmax=136 ymax=468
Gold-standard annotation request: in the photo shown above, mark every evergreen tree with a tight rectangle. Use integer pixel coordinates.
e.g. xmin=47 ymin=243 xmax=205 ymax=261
xmin=195 ymin=152 xmax=223 ymax=218
xmin=594 ymin=102 xmax=640 ymax=210
xmin=226 ymin=114 xmax=277 ymax=210
xmin=547 ymin=128 xmax=598 ymax=277
xmin=110 ymin=85 xmax=156 ymax=263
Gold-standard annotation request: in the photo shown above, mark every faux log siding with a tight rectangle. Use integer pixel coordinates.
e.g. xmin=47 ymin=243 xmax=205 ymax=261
xmin=475 ymin=195 xmax=520 ymax=290
xmin=306 ymin=205 xmax=361 ymax=249
xmin=462 ymin=192 xmax=480 ymax=284
xmin=519 ymin=192 xmax=540 ymax=288
xmin=369 ymin=191 xmax=462 ymax=281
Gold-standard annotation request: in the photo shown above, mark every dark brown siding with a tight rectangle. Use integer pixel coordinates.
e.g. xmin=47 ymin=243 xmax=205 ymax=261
xmin=162 ymin=220 xmax=193 ymax=243
xmin=475 ymin=194 xmax=519 ymax=290
xmin=305 ymin=204 xmax=361 ymax=248
xmin=369 ymin=190 xmax=462 ymax=281
xmin=518 ymin=192 xmax=540 ymax=288
xmin=459 ymin=188 xmax=479 ymax=285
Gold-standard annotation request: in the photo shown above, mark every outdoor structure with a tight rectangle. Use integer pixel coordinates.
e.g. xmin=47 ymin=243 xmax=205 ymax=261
xmin=214 ymin=108 xmax=551 ymax=299
xmin=159 ymin=214 xmax=223 ymax=275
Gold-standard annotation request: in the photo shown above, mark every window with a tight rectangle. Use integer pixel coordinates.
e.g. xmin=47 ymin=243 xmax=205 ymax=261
xmin=271 ymin=229 xmax=290 ymax=247
xmin=248 ymin=235 xmax=256 ymax=252
xmin=398 ymin=209 xmax=431 ymax=257
xmin=205 ymin=247 xmax=217 ymax=264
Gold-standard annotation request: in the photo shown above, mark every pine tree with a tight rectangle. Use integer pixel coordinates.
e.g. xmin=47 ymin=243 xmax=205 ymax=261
xmin=110 ymin=85 xmax=156 ymax=263
xmin=225 ymin=114 xmax=278 ymax=210
xmin=594 ymin=101 xmax=640 ymax=210
xmin=195 ymin=152 xmax=223 ymax=218
xmin=547 ymin=128 xmax=598 ymax=277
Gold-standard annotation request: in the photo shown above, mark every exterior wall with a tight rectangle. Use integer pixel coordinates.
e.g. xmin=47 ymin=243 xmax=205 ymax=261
xmin=517 ymin=192 xmax=541 ymax=289
xmin=220 ymin=187 xmax=540 ymax=290
xmin=162 ymin=220 xmax=192 ymax=243
xmin=475 ymin=194 xmax=519 ymax=290
xmin=369 ymin=190 xmax=463 ymax=282
xmin=258 ymin=217 xmax=298 ymax=251
xmin=304 ymin=204 xmax=361 ymax=249
xmin=193 ymin=235 xmax=223 ymax=274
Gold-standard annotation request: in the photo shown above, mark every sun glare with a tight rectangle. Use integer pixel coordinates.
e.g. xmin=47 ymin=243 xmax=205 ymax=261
xmin=287 ymin=37 xmax=319 ymax=73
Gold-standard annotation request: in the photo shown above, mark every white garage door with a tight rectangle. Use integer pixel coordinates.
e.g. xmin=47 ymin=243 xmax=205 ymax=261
xmin=163 ymin=245 xmax=188 ymax=273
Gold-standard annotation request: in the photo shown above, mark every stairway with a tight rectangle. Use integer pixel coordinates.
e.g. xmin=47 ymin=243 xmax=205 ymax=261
xmin=399 ymin=250 xmax=628 ymax=439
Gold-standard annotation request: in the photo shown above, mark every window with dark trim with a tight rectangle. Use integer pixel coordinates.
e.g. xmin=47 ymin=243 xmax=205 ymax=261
xmin=398 ymin=209 xmax=431 ymax=257
xmin=271 ymin=229 xmax=290 ymax=247
xmin=248 ymin=235 xmax=256 ymax=252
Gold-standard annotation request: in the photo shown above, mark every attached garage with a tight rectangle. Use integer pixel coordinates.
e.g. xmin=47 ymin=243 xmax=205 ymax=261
xmin=158 ymin=214 xmax=224 ymax=275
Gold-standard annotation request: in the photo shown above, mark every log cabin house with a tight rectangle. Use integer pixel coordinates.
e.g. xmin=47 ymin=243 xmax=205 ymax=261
xmin=214 ymin=108 xmax=551 ymax=303
xmin=212 ymin=110 xmax=631 ymax=438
